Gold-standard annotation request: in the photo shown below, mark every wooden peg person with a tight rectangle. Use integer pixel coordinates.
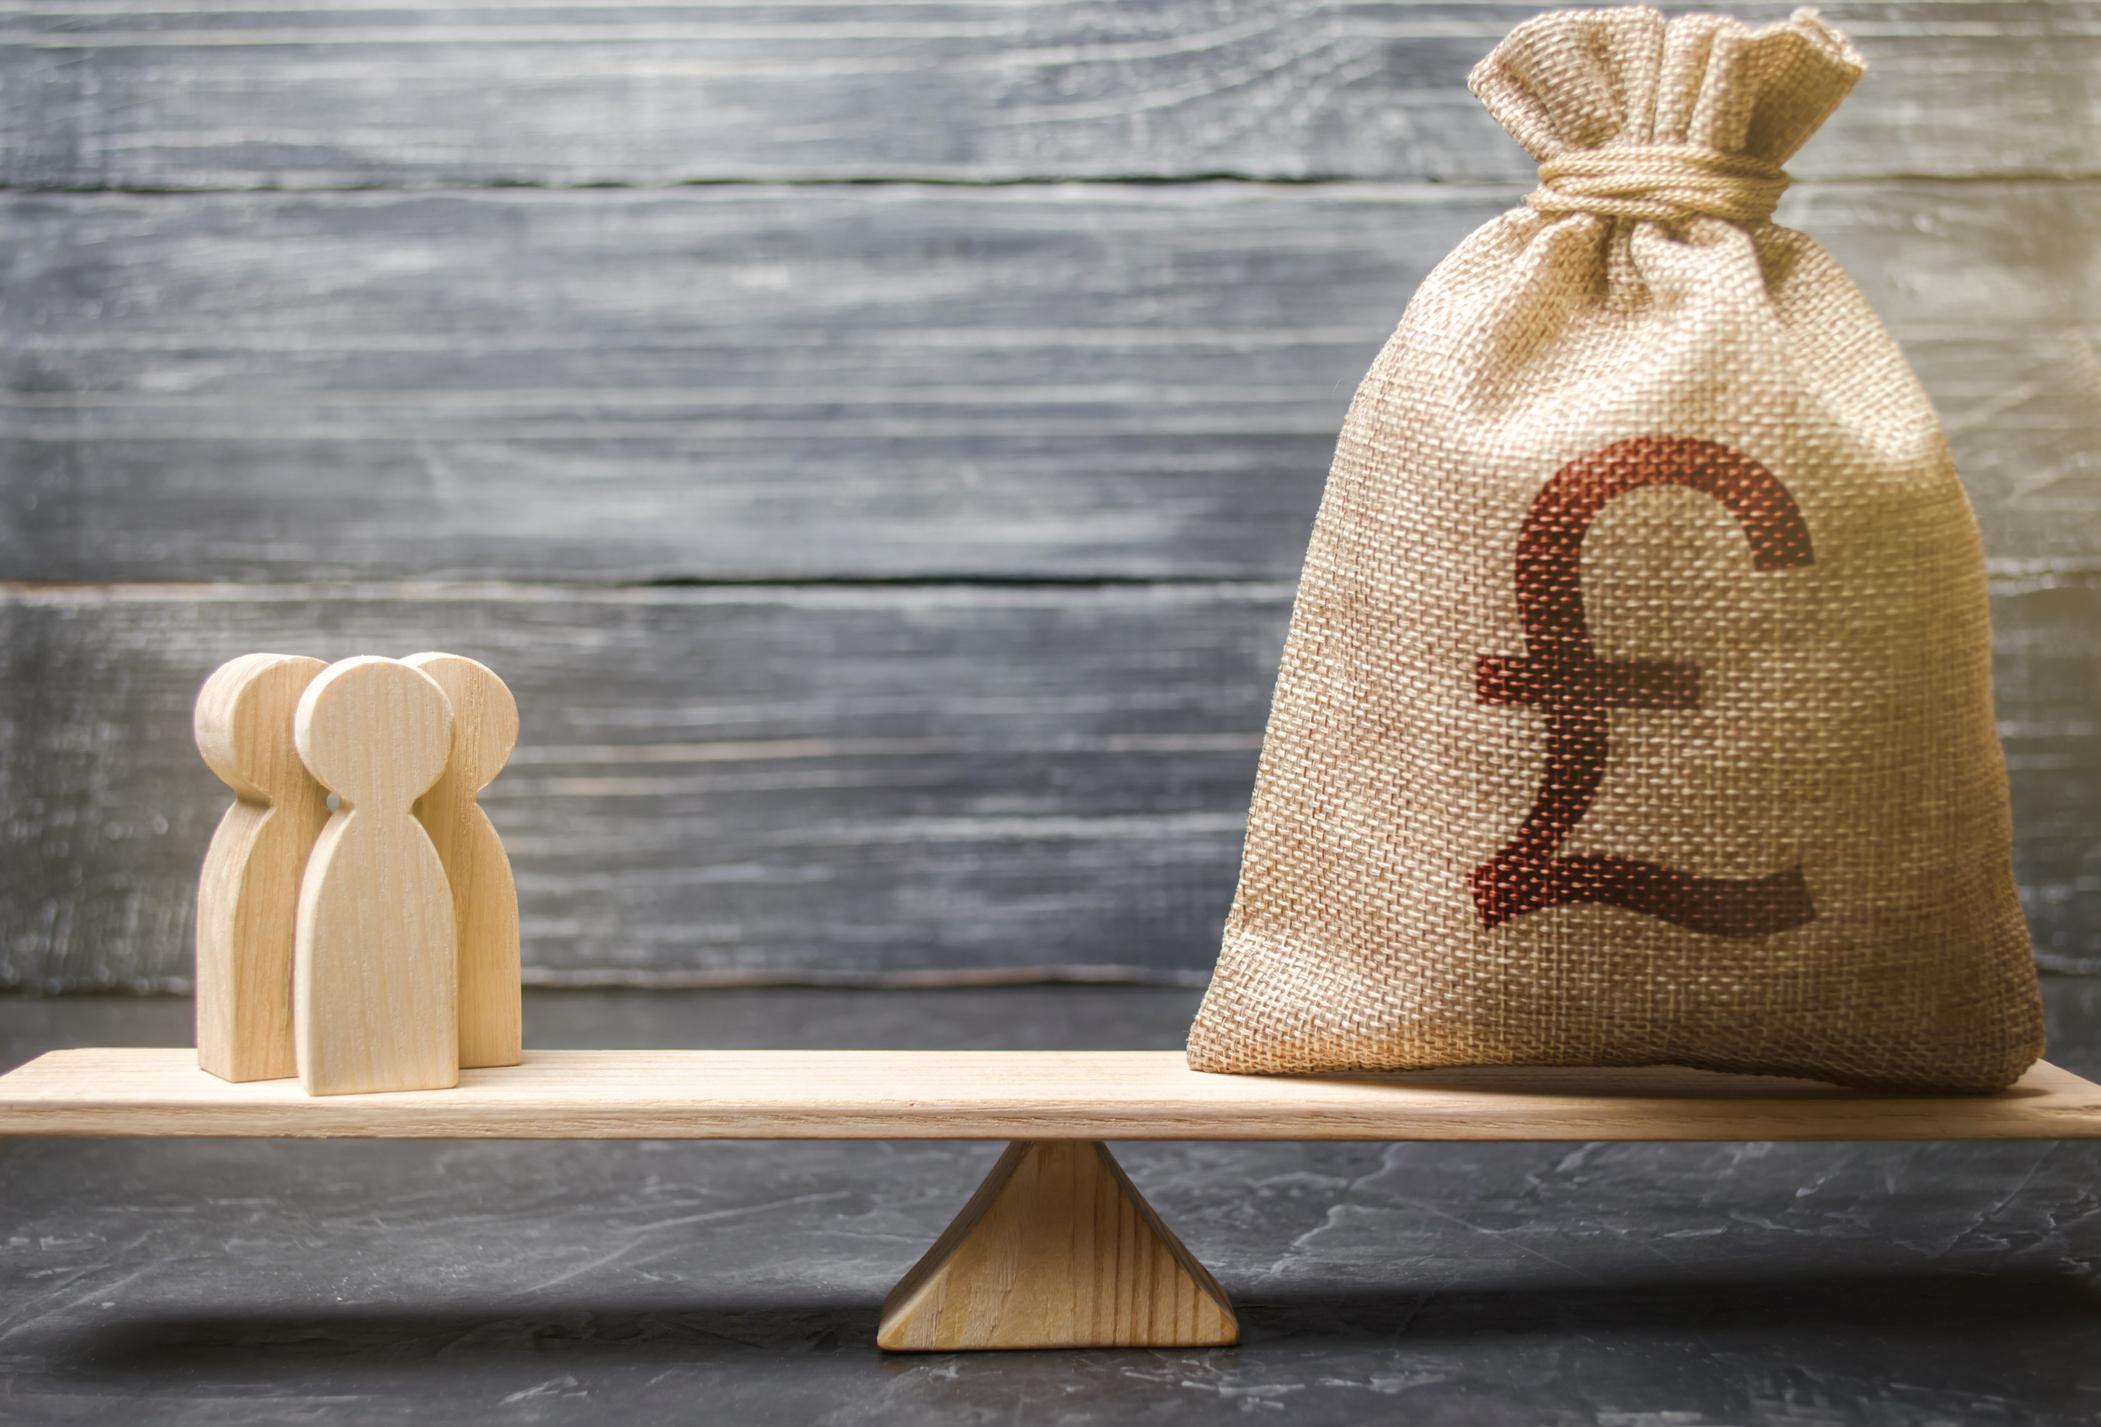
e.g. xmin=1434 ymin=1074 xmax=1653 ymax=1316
xmin=292 ymin=657 xmax=458 ymax=1095
xmin=405 ymin=652 xmax=521 ymax=1069
xmin=194 ymin=654 xmax=331 ymax=1083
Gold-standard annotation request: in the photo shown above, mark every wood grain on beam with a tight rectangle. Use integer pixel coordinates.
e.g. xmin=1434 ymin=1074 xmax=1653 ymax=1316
xmin=3 ymin=1 xmax=2097 ymax=189
xmin=5 ymin=182 xmax=2097 ymax=583
xmin=2 ymin=580 xmax=2093 ymax=991
xmin=5 ymin=1049 xmax=2099 ymax=1141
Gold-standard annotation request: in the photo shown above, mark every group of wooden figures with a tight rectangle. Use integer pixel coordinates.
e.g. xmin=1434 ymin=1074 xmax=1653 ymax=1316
xmin=194 ymin=652 xmax=522 ymax=1096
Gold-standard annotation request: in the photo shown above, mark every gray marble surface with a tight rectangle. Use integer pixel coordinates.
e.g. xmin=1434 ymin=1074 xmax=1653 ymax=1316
xmin=2 ymin=980 xmax=2098 ymax=1426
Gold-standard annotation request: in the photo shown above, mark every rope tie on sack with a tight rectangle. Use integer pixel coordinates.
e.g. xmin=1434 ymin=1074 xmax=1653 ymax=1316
xmin=1527 ymin=144 xmax=1790 ymax=225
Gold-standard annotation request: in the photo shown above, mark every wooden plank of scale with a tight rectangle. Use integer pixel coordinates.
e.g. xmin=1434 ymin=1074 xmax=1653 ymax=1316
xmin=6 ymin=1048 xmax=2097 ymax=1352
xmin=2 ymin=1049 xmax=2096 ymax=1143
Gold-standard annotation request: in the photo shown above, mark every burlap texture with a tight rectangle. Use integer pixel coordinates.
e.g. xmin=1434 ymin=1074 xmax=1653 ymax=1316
xmin=1186 ymin=6 xmax=2045 ymax=1092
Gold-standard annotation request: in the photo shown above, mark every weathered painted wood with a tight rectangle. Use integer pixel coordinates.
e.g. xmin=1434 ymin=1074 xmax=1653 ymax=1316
xmin=0 ymin=583 xmax=1286 ymax=990
xmin=4 ymin=181 xmax=2096 ymax=583
xmin=1992 ymin=572 xmax=2101 ymax=976
xmin=1 ymin=579 xmax=2093 ymax=991
xmin=3 ymin=1 xmax=2097 ymax=189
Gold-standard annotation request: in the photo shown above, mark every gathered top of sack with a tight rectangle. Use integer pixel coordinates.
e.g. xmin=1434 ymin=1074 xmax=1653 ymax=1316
xmin=1469 ymin=6 xmax=1865 ymax=225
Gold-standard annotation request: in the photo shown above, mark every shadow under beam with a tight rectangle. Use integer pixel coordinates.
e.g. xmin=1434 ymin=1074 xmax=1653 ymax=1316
xmin=43 ymin=1268 xmax=2101 ymax=1373
xmin=52 ymin=1300 xmax=884 ymax=1377
xmin=1235 ymin=1267 xmax=2101 ymax=1346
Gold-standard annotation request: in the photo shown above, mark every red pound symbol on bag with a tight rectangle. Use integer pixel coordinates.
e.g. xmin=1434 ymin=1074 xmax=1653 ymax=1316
xmin=1470 ymin=436 xmax=1817 ymax=936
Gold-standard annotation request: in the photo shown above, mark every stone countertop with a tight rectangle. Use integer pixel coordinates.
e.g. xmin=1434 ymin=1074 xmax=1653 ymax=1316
xmin=2 ymin=980 xmax=2097 ymax=1426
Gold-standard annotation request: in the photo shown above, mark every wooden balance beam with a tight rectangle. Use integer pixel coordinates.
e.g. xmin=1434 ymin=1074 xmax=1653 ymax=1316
xmin=5 ymin=1049 xmax=2099 ymax=1352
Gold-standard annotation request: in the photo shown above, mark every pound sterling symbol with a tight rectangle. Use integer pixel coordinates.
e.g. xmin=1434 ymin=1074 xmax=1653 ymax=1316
xmin=1469 ymin=435 xmax=1818 ymax=936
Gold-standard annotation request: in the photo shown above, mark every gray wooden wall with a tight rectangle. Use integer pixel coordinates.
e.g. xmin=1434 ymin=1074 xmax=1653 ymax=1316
xmin=3 ymin=1 xmax=2096 ymax=991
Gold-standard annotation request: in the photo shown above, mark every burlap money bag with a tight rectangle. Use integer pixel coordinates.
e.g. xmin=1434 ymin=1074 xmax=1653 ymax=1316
xmin=1186 ymin=6 xmax=2045 ymax=1092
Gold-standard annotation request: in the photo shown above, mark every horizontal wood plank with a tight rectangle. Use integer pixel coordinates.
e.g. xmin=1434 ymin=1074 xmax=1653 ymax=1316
xmin=3 ymin=1 xmax=2097 ymax=188
xmin=5 ymin=181 xmax=2097 ymax=583
xmin=0 ymin=582 xmax=1287 ymax=990
xmin=4 ymin=1049 xmax=2098 ymax=1140
xmin=2 ymin=579 xmax=2095 ymax=990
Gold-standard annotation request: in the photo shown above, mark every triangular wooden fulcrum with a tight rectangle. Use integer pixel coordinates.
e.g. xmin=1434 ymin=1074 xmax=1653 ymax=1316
xmin=878 ymin=1139 xmax=1238 ymax=1351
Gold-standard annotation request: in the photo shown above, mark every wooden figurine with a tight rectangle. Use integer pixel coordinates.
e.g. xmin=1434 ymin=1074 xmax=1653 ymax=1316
xmin=194 ymin=654 xmax=331 ymax=1083
xmin=878 ymin=1139 xmax=1238 ymax=1351
xmin=292 ymin=657 xmax=459 ymax=1095
xmin=405 ymin=652 xmax=522 ymax=1069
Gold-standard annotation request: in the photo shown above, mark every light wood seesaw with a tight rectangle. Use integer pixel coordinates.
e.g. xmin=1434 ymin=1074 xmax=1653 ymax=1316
xmin=4 ymin=1048 xmax=2099 ymax=1352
